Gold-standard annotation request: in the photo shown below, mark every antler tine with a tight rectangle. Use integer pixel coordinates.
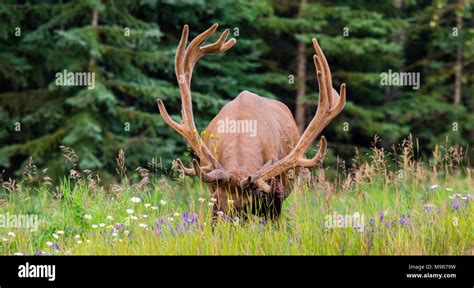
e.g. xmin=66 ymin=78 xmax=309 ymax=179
xmin=175 ymin=158 xmax=196 ymax=176
xmin=299 ymin=136 xmax=327 ymax=167
xmin=201 ymin=29 xmax=236 ymax=53
xmin=185 ymin=24 xmax=236 ymax=85
xmin=192 ymin=159 xmax=229 ymax=183
xmin=175 ymin=25 xmax=189 ymax=82
xmin=313 ymin=38 xmax=333 ymax=107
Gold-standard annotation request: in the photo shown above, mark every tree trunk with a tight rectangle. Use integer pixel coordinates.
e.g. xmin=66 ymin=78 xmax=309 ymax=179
xmin=454 ymin=0 xmax=463 ymax=105
xmin=295 ymin=0 xmax=307 ymax=134
xmin=89 ymin=8 xmax=99 ymax=68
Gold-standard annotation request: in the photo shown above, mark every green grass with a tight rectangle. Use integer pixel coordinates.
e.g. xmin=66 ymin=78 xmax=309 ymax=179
xmin=0 ymin=170 xmax=472 ymax=255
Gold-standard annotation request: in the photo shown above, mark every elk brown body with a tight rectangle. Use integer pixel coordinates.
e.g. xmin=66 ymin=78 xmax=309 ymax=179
xmin=157 ymin=24 xmax=346 ymax=220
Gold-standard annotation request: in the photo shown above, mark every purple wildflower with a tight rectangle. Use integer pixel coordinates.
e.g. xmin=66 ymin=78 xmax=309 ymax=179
xmin=369 ymin=218 xmax=375 ymax=226
xmin=400 ymin=214 xmax=410 ymax=226
xmin=379 ymin=212 xmax=384 ymax=222
xmin=35 ymin=251 xmax=43 ymax=256
xmin=52 ymin=243 xmax=60 ymax=251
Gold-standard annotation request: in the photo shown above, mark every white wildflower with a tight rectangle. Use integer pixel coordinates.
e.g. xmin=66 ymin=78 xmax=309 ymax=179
xmin=130 ymin=197 xmax=141 ymax=203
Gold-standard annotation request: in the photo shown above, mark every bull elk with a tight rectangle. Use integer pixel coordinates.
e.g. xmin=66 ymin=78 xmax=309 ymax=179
xmin=157 ymin=24 xmax=346 ymax=220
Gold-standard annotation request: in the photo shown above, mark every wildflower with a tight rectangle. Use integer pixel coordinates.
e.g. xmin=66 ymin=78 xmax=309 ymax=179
xmin=2 ymin=238 xmax=8 ymax=242
xmin=99 ymin=223 xmax=105 ymax=228
xmin=52 ymin=243 xmax=60 ymax=251
xmin=86 ymin=239 xmax=91 ymax=243
xmin=400 ymin=214 xmax=410 ymax=226
xmin=369 ymin=218 xmax=375 ymax=226
xmin=138 ymin=223 xmax=148 ymax=228
xmin=198 ymin=197 xmax=205 ymax=203
xmin=151 ymin=206 xmax=158 ymax=210
xmin=74 ymin=235 xmax=80 ymax=239
xmin=210 ymin=197 xmax=217 ymax=202
xmin=379 ymin=212 xmax=384 ymax=222
xmin=423 ymin=204 xmax=436 ymax=213
xmin=217 ymin=211 xmax=224 ymax=217
xmin=173 ymin=212 xmax=180 ymax=217
xmin=84 ymin=214 xmax=92 ymax=220
xmin=233 ymin=217 xmax=240 ymax=226
xmin=36 ymin=251 xmax=43 ymax=256
xmin=259 ymin=218 xmax=267 ymax=225
xmin=208 ymin=202 xmax=214 ymax=207
xmin=227 ymin=199 xmax=234 ymax=205
xmin=160 ymin=200 xmax=167 ymax=206
xmin=124 ymin=230 xmax=130 ymax=236
xmin=56 ymin=230 xmax=64 ymax=235
xmin=7 ymin=232 xmax=15 ymax=237
xmin=126 ymin=209 xmax=134 ymax=214
xmin=14 ymin=252 xmax=24 ymax=256
xmin=76 ymin=240 xmax=82 ymax=244
xmin=106 ymin=215 xmax=114 ymax=221
xmin=130 ymin=197 xmax=141 ymax=203
xmin=46 ymin=242 xmax=53 ymax=246
xmin=53 ymin=234 xmax=59 ymax=239
xmin=168 ymin=217 xmax=174 ymax=222
xmin=446 ymin=188 xmax=453 ymax=191
xmin=91 ymin=224 xmax=98 ymax=229
xmin=429 ymin=184 xmax=438 ymax=189
xmin=112 ymin=233 xmax=118 ymax=237
xmin=144 ymin=203 xmax=151 ymax=208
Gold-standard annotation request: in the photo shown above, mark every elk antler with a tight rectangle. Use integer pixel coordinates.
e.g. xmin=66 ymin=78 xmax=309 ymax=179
xmin=157 ymin=24 xmax=235 ymax=182
xmin=245 ymin=38 xmax=346 ymax=192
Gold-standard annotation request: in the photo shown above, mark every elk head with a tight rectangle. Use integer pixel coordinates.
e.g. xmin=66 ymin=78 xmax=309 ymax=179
xmin=157 ymin=24 xmax=346 ymax=220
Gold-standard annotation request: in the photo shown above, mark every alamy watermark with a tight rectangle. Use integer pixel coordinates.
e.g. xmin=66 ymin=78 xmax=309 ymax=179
xmin=0 ymin=212 xmax=38 ymax=231
xmin=325 ymin=212 xmax=365 ymax=231
xmin=18 ymin=262 xmax=55 ymax=282
xmin=217 ymin=117 xmax=257 ymax=137
xmin=55 ymin=69 xmax=95 ymax=89
xmin=380 ymin=69 xmax=420 ymax=90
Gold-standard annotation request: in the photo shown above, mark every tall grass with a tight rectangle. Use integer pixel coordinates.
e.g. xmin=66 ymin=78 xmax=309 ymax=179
xmin=0 ymin=138 xmax=472 ymax=255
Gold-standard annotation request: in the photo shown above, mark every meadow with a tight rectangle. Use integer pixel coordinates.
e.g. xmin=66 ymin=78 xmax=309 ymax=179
xmin=0 ymin=138 xmax=472 ymax=255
